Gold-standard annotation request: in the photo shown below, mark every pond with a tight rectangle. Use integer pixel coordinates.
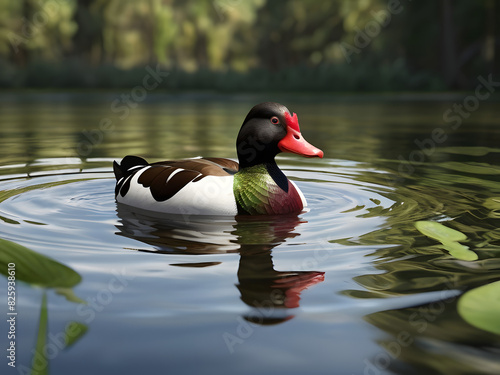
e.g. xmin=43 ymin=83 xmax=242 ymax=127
xmin=0 ymin=92 xmax=499 ymax=375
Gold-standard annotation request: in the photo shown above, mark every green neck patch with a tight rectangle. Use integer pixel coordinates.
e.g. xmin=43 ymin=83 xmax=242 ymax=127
xmin=233 ymin=164 xmax=275 ymax=215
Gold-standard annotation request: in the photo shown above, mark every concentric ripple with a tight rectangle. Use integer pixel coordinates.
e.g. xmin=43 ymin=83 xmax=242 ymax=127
xmin=0 ymin=157 xmax=450 ymax=257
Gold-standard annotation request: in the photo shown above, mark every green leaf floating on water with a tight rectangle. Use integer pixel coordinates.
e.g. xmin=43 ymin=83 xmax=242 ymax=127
xmin=415 ymin=221 xmax=466 ymax=242
xmin=415 ymin=221 xmax=478 ymax=261
xmin=458 ymin=280 xmax=500 ymax=335
xmin=0 ymin=238 xmax=81 ymax=288
xmin=440 ymin=241 xmax=477 ymax=261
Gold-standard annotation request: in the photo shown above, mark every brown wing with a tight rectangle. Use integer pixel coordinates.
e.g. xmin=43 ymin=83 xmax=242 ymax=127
xmin=151 ymin=158 xmax=238 ymax=175
xmin=137 ymin=158 xmax=239 ymax=202
xmin=201 ymin=158 xmax=239 ymax=174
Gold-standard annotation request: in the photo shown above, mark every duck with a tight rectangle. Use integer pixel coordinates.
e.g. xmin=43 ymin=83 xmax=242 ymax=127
xmin=113 ymin=102 xmax=323 ymax=216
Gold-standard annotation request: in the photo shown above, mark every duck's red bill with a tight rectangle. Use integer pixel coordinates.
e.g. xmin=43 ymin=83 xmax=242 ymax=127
xmin=278 ymin=112 xmax=324 ymax=158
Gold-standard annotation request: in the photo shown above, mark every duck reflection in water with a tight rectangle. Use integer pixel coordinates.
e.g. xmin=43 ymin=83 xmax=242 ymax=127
xmin=115 ymin=204 xmax=324 ymax=324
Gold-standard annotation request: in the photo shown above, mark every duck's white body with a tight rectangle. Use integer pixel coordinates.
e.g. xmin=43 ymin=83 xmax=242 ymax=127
xmin=114 ymin=157 xmax=308 ymax=216
xmin=116 ymin=164 xmax=238 ymax=216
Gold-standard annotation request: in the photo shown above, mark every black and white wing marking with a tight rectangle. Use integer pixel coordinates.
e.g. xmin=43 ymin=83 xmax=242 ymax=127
xmin=113 ymin=156 xmax=239 ymax=202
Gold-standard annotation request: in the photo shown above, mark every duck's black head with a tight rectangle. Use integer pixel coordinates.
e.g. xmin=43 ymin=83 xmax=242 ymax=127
xmin=236 ymin=102 xmax=323 ymax=169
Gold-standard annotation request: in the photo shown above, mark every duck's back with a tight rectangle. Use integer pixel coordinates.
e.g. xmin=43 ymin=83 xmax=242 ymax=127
xmin=114 ymin=156 xmax=239 ymax=216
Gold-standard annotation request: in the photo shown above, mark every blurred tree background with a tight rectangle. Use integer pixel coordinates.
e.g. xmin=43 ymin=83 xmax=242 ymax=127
xmin=0 ymin=0 xmax=498 ymax=91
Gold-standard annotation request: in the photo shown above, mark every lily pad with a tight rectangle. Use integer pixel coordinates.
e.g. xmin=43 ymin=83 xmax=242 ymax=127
xmin=458 ymin=280 xmax=500 ymax=335
xmin=415 ymin=221 xmax=478 ymax=261
xmin=441 ymin=241 xmax=478 ymax=261
xmin=415 ymin=221 xmax=467 ymax=242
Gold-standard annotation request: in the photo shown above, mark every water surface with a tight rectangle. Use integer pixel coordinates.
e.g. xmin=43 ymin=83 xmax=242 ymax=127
xmin=0 ymin=93 xmax=499 ymax=375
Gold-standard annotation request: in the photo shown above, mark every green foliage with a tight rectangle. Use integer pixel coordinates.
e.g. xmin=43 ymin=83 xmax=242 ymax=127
xmin=458 ymin=280 xmax=500 ymax=335
xmin=0 ymin=0 xmax=497 ymax=90
xmin=64 ymin=322 xmax=88 ymax=348
xmin=0 ymin=238 xmax=81 ymax=288
xmin=0 ymin=238 xmax=87 ymax=373
xmin=33 ymin=293 xmax=49 ymax=375
xmin=29 ymin=296 xmax=88 ymax=375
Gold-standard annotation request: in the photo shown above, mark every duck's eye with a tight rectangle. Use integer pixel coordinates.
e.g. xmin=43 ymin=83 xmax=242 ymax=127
xmin=270 ymin=116 xmax=280 ymax=125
